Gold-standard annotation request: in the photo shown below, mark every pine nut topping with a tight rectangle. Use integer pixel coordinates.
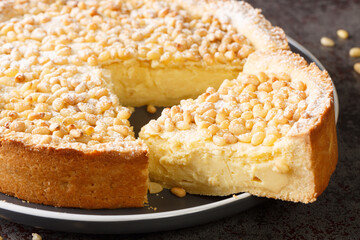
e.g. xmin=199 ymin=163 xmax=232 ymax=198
xmin=144 ymin=71 xmax=308 ymax=147
xmin=0 ymin=0 xmax=253 ymax=68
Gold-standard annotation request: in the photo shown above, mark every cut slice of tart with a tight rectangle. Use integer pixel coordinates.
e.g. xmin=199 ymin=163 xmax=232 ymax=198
xmin=140 ymin=50 xmax=338 ymax=203
xmin=0 ymin=64 xmax=149 ymax=209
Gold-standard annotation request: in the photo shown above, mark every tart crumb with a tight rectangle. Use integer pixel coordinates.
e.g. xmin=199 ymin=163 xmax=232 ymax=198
xmin=143 ymin=72 xmax=308 ymax=147
xmin=147 ymin=206 xmax=158 ymax=211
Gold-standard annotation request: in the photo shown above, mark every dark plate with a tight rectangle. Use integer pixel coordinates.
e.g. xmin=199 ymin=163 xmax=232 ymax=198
xmin=0 ymin=37 xmax=339 ymax=234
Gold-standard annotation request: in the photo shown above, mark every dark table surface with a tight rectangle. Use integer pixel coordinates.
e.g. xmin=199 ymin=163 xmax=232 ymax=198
xmin=1 ymin=0 xmax=360 ymax=239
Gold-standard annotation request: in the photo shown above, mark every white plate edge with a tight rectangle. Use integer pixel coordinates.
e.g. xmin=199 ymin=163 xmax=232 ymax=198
xmin=0 ymin=193 xmax=252 ymax=222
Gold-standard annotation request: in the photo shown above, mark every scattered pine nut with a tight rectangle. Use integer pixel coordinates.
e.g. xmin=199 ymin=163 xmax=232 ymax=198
xmin=349 ymin=47 xmax=360 ymax=58
xmin=149 ymin=182 xmax=163 ymax=194
xmin=147 ymin=105 xmax=157 ymax=114
xmin=354 ymin=63 xmax=360 ymax=74
xmin=171 ymin=187 xmax=186 ymax=198
xmin=32 ymin=233 xmax=42 ymax=240
xmin=337 ymin=29 xmax=349 ymax=39
xmin=320 ymin=37 xmax=335 ymax=47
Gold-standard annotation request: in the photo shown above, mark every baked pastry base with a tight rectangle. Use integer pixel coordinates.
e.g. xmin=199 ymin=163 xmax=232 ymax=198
xmin=0 ymin=139 xmax=148 ymax=209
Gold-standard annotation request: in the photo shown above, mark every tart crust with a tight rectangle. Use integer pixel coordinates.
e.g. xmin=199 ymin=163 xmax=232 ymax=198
xmin=0 ymin=138 xmax=148 ymax=209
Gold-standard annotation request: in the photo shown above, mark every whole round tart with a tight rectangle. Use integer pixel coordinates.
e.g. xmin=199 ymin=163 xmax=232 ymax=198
xmin=0 ymin=0 xmax=336 ymax=209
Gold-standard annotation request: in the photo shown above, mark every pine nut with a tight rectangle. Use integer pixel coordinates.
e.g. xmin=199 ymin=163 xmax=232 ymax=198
xmin=337 ymin=29 xmax=349 ymax=39
xmin=171 ymin=187 xmax=186 ymax=198
xmin=349 ymin=47 xmax=360 ymax=58
xmin=320 ymin=37 xmax=335 ymax=47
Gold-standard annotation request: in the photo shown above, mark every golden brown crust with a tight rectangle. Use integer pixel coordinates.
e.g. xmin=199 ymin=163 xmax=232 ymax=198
xmin=307 ymin=93 xmax=338 ymax=201
xmin=0 ymin=139 xmax=148 ymax=209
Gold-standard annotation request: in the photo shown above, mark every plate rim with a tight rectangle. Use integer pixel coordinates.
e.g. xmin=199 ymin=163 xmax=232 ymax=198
xmin=0 ymin=193 xmax=252 ymax=222
xmin=0 ymin=36 xmax=339 ymax=225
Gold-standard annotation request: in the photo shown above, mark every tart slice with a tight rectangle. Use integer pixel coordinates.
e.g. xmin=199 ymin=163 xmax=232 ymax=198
xmin=0 ymin=65 xmax=148 ymax=209
xmin=140 ymin=50 xmax=338 ymax=203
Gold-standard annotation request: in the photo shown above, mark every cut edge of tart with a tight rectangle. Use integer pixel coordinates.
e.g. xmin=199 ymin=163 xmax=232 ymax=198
xmin=140 ymin=50 xmax=338 ymax=203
